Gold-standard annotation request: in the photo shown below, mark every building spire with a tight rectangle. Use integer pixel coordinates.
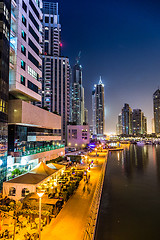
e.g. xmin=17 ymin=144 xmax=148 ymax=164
xmin=76 ymin=51 xmax=81 ymax=64
xmin=99 ymin=76 xmax=102 ymax=85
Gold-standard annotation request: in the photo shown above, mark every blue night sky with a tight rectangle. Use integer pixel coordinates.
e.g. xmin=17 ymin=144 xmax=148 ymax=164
xmin=58 ymin=0 xmax=160 ymax=133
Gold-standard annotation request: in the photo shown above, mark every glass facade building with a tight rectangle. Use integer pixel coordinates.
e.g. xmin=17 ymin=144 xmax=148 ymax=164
xmin=92 ymin=77 xmax=105 ymax=135
xmin=153 ymin=89 xmax=160 ymax=135
xmin=0 ymin=0 xmax=10 ymax=188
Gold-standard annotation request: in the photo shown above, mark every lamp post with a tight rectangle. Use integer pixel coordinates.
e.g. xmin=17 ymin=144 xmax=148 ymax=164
xmin=37 ymin=192 xmax=44 ymax=240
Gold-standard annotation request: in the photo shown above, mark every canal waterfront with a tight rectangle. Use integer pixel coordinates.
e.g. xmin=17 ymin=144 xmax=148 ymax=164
xmin=95 ymin=144 xmax=160 ymax=240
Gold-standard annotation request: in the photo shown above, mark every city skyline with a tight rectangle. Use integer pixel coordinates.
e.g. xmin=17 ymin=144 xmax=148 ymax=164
xmin=57 ymin=0 xmax=160 ymax=133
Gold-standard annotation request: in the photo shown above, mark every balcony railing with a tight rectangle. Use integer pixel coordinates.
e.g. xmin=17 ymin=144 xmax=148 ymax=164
xmin=16 ymin=144 xmax=64 ymax=156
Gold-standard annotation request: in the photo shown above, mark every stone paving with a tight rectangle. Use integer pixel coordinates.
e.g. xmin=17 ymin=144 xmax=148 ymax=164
xmin=41 ymin=152 xmax=107 ymax=240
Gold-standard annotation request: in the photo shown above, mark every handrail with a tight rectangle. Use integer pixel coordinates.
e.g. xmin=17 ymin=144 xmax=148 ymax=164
xmin=83 ymin=154 xmax=107 ymax=240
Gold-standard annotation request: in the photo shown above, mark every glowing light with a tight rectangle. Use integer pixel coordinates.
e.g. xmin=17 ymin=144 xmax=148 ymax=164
xmin=60 ymin=42 xmax=62 ymax=47
xmin=37 ymin=192 xmax=44 ymax=198
xmin=0 ymin=160 xmax=2 ymax=166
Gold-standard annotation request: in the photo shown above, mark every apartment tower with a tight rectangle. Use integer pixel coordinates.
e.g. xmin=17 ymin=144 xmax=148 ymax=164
xmin=153 ymin=89 xmax=160 ymax=135
xmin=92 ymin=77 xmax=105 ymax=135
xmin=0 ymin=0 xmax=10 ymax=187
xmin=71 ymin=53 xmax=84 ymax=125
xmin=37 ymin=1 xmax=70 ymax=143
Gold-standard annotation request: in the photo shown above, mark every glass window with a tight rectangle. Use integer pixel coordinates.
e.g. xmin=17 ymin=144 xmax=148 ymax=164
xmin=21 ymin=75 xmax=25 ymax=85
xmin=45 ymin=29 xmax=49 ymax=40
xmin=72 ymin=130 xmax=77 ymax=139
xmin=21 ymin=45 xmax=26 ymax=55
xmin=22 ymin=188 xmax=29 ymax=197
xmin=21 ymin=60 xmax=26 ymax=70
xmin=21 ymin=30 xmax=26 ymax=41
xmin=45 ymin=16 xmax=49 ymax=23
xmin=9 ymin=187 xmax=16 ymax=196
xmin=28 ymin=80 xmax=38 ymax=93
xmin=22 ymin=15 xmax=26 ymax=26
xmin=22 ymin=1 xmax=27 ymax=12
xmin=28 ymin=66 xmax=38 ymax=80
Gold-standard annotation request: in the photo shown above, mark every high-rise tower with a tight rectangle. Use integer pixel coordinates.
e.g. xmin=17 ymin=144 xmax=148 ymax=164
xmin=153 ymin=89 xmax=160 ymax=135
xmin=37 ymin=1 xmax=70 ymax=143
xmin=7 ymin=0 xmax=64 ymax=179
xmin=71 ymin=52 xmax=84 ymax=125
xmin=0 ymin=0 xmax=10 ymax=187
xmin=92 ymin=77 xmax=105 ymax=135
xmin=122 ymin=103 xmax=132 ymax=135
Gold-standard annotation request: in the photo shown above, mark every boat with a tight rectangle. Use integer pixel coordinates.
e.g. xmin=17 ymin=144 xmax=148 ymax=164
xmin=108 ymin=147 xmax=124 ymax=152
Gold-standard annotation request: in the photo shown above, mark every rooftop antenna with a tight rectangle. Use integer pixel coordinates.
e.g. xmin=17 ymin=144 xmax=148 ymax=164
xmin=99 ymin=76 xmax=102 ymax=84
xmin=76 ymin=51 xmax=81 ymax=64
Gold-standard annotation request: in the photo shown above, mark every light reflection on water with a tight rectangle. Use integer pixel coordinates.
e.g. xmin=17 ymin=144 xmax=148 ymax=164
xmin=95 ymin=145 xmax=160 ymax=240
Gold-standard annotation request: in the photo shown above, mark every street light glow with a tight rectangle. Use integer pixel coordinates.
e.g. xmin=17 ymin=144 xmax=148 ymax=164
xmin=37 ymin=192 xmax=44 ymax=198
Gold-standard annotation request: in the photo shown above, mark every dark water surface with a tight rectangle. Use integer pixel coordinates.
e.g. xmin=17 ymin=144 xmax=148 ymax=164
xmin=95 ymin=145 xmax=160 ymax=240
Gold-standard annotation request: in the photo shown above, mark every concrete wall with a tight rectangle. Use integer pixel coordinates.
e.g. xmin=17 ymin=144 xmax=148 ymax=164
xmin=8 ymin=99 xmax=61 ymax=130
xmin=67 ymin=125 xmax=90 ymax=148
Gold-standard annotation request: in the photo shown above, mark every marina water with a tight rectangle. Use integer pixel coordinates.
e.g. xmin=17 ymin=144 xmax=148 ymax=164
xmin=95 ymin=144 xmax=160 ymax=240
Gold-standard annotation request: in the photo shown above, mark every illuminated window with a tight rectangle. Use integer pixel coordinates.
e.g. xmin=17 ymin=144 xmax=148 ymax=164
xmin=21 ymin=60 xmax=25 ymax=70
xmin=22 ymin=15 xmax=26 ymax=26
xmin=20 ymin=75 xmax=25 ymax=85
xmin=21 ymin=30 xmax=26 ymax=41
xmin=28 ymin=66 xmax=38 ymax=80
xmin=9 ymin=187 xmax=16 ymax=196
xmin=21 ymin=45 xmax=26 ymax=55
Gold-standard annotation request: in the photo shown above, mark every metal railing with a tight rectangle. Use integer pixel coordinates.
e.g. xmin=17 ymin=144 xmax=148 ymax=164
xmin=83 ymin=156 xmax=107 ymax=240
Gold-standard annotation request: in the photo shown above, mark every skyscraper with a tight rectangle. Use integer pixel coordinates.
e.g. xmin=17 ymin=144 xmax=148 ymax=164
xmin=122 ymin=103 xmax=132 ymax=135
xmin=116 ymin=113 xmax=122 ymax=135
xmin=0 ymin=0 xmax=10 ymax=187
xmin=153 ymin=89 xmax=160 ymax=135
xmin=37 ymin=1 xmax=70 ymax=143
xmin=7 ymin=0 xmax=64 ymax=178
xmin=92 ymin=77 xmax=105 ymax=135
xmin=71 ymin=53 xmax=84 ymax=125
xmin=84 ymin=108 xmax=88 ymax=124
xmin=132 ymin=109 xmax=147 ymax=135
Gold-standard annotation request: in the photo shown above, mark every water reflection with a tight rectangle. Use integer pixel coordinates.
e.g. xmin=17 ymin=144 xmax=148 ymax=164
xmin=113 ymin=145 xmax=149 ymax=179
xmin=95 ymin=145 xmax=160 ymax=240
xmin=155 ymin=145 xmax=160 ymax=186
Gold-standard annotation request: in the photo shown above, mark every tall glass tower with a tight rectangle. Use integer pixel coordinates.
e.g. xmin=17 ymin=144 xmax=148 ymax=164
xmin=0 ymin=0 xmax=10 ymax=188
xmin=92 ymin=77 xmax=105 ymax=135
xmin=153 ymin=89 xmax=160 ymax=135
xmin=71 ymin=53 xmax=84 ymax=125
xmin=36 ymin=1 xmax=70 ymax=143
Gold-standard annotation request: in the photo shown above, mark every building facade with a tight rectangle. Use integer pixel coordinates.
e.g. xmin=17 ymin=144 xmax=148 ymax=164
xmin=71 ymin=55 xmax=84 ymax=125
xmin=153 ymin=89 xmax=160 ymax=135
xmin=92 ymin=77 xmax=105 ymax=135
xmin=116 ymin=113 xmax=122 ymax=135
xmin=0 ymin=0 xmax=11 ymax=188
xmin=122 ymin=103 xmax=132 ymax=135
xmin=36 ymin=1 xmax=70 ymax=143
xmin=8 ymin=0 xmax=64 ymax=179
xmin=9 ymin=0 xmax=42 ymax=102
xmin=67 ymin=125 xmax=89 ymax=149
xmin=84 ymin=108 xmax=88 ymax=124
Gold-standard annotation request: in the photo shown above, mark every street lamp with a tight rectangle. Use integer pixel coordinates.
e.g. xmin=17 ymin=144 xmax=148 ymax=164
xmin=37 ymin=192 xmax=44 ymax=240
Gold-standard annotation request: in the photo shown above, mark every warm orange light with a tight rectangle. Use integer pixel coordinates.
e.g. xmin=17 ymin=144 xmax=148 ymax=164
xmin=37 ymin=192 xmax=44 ymax=198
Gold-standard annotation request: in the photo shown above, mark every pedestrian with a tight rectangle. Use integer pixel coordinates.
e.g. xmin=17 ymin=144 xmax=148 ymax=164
xmin=87 ymin=187 xmax=90 ymax=194
xmin=83 ymin=185 xmax=85 ymax=193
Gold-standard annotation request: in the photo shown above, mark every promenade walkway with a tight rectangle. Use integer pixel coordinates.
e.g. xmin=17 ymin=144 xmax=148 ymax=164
xmin=42 ymin=152 xmax=107 ymax=240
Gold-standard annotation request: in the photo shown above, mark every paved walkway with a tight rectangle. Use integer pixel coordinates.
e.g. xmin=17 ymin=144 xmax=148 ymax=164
xmin=42 ymin=153 xmax=107 ymax=240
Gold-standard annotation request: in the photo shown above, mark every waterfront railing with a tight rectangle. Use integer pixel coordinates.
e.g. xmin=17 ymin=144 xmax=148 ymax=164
xmin=83 ymin=155 xmax=107 ymax=240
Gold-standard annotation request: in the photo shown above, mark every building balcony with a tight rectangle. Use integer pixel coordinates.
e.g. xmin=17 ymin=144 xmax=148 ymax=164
xmin=11 ymin=144 xmax=64 ymax=157
xmin=8 ymin=99 xmax=61 ymax=130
